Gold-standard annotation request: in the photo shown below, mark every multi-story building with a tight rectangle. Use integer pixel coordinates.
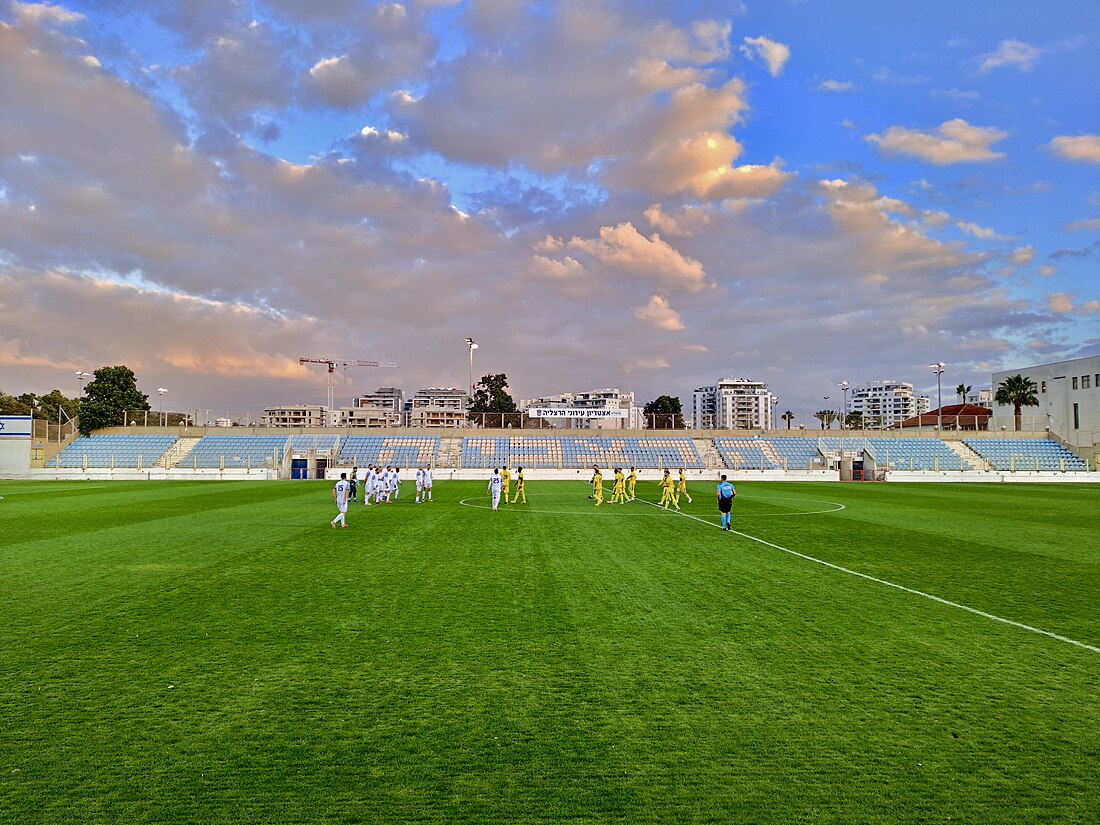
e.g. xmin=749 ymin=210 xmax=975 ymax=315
xmin=991 ymin=354 xmax=1100 ymax=448
xmin=521 ymin=388 xmax=640 ymax=429
xmin=406 ymin=387 xmax=468 ymax=428
xmin=262 ymin=404 xmax=328 ymax=428
xmin=849 ymin=381 xmax=930 ymax=428
xmin=336 ymin=387 xmax=405 ymax=427
xmin=692 ymin=378 xmax=775 ymax=430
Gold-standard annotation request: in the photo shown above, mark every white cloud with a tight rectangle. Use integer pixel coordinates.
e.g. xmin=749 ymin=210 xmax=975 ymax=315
xmin=1048 ymin=293 xmax=1073 ymax=313
xmin=817 ymin=79 xmax=855 ymax=92
xmin=634 ymin=295 xmax=685 ymax=330
xmin=1009 ymin=245 xmax=1035 ymax=265
xmin=11 ymin=2 xmax=85 ymax=27
xmin=560 ymin=223 xmax=709 ymax=292
xmin=865 ymin=119 xmax=1008 ymax=164
xmin=977 ymin=39 xmax=1041 ymax=73
xmin=1067 ymin=217 xmax=1100 ymax=232
xmin=1049 ymin=135 xmax=1100 ymax=165
xmin=1038 ymin=265 xmax=1056 ymax=277
xmin=955 ymin=221 xmax=1004 ymax=240
xmin=740 ymin=35 xmax=790 ymax=77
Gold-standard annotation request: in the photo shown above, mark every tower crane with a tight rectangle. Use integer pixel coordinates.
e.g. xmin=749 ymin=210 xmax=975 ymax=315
xmin=299 ymin=357 xmax=399 ymax=418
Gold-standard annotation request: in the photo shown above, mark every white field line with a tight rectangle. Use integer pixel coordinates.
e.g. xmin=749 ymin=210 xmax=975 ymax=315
xmin=632 ymin=495 xmax=1100 ymax=655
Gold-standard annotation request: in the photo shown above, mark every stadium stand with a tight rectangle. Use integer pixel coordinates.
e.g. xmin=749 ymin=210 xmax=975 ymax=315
xmin=337 ymin=435 xmax=440 ymax=468
xmin=287 ymin=434 xmax=341 ymax=454
xmin=964 ymin=439 xmax=1087 ymax=471
xmin=861 ymin=438 xmax=972 ymax=471
xmin=714 ymin=437 xmax=822 ymax=470
xmin=51 ymin=434 xmax=178 ymax=468
xmin=185 ymin=435 xmax=287 ymax=468
xmin=460 ymin=436 xmax=704 ymax=469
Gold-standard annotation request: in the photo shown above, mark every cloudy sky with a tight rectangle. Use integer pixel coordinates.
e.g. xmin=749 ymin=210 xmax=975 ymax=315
xmin=2 ymin=0 xmax=1098 ymax=420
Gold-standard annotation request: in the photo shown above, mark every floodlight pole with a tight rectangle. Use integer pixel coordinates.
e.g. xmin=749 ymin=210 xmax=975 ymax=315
xmin=930 ymin=362 xmax=946 ymax=431
xmin=464 ymin=337 xmax=478 ymax=409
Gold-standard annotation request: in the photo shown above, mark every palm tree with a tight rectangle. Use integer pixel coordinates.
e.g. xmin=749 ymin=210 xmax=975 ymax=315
xmin=955 ymin=383 xmax=972 ymax=404
xmin=781 ymin=410 xmax=794 ymax=430
xmin=994 ymin=374 xmax=1038 ymax=431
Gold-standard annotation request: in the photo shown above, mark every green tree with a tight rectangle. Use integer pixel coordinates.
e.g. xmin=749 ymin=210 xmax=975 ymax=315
xmin=994 ymin=374 xmax=1039 ymax=432
xmin=469 ymin=373 xmax=518 ymax=415
xmin=781 ymin=410 xmax=794 ymax=430
xmin=813 ymin=410 xmax=838 ymax=429
xmin=955 ymin=383 xmax=972 ymax=404
xmin=844 ymin=411 xmax=864 ymax=430
xmin=644 ymin=395 xmax=683 ymax=429
xmin=78 ymin=366 xmax=150 ymax=435
xmin=0 ymin=390 xmax=35 ymax=415
xmin=33 ymin=390 xmax=81 ymax=425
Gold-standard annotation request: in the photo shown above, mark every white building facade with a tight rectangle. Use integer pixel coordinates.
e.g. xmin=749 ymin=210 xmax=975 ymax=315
xmin=337 ymin=387 xmax=405 ymax=427
xmin=991 ymin=355 xmax=1100 ymax=448
xmin=521 ymin=388 xmax=641 ymax=429
xmin=406 ymin=387 xmax=468 ymax=428
xmin=262 ymin=404 xmax=328 ymax=428
xmin=849 ymin=381 xmax=930 ymax=428
xmin=692 ymin=378 xmax=776 ymax=430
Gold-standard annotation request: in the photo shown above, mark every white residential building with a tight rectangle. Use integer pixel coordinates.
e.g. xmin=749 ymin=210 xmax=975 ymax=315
xmin=520 ymin=388 xmax=641 ymax=429
xmin=849 ymin=381 xmax=930 ymax=428
xmin=692 ymin=378 xmax=776 ymax=430
xmin=262 ymin=404 xmax=328 ymax=428
xmin=336 ymin=387 xmax=405 ymax=427
xmin=406 ymin=387 xmax=468 ymax=428
xmin=991 ymin=354 xmax=1100 ymax=448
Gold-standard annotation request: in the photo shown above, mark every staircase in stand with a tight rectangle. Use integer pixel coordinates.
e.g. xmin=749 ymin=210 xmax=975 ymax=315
xmin=162 ymin=437 xmax=201 ymax=468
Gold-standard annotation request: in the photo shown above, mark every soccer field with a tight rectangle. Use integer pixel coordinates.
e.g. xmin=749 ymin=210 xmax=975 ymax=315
xmin=1 ymin=479 xmax=1097 ymax=824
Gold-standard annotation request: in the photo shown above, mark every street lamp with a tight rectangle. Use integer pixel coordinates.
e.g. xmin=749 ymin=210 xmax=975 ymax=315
xmin=838 ymin=381 xmax=849 ymax=428
xmin=770 ymin=396 xmax=779 ymax=431
xmin=464 ymin=337 xmax=478 ymax=404
xmin=929 ymin=362 xmax=946 ymax=430
xmin=157 ymin=387 xmax=168 ymax=426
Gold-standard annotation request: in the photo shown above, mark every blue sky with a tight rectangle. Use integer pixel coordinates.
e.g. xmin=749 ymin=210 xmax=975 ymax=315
xmin=1 ymin=0 xmax=1097 ymax=419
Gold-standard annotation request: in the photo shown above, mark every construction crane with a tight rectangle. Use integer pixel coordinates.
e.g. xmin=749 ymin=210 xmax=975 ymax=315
xmin=299 ymin=357 xmax=399 ymax=417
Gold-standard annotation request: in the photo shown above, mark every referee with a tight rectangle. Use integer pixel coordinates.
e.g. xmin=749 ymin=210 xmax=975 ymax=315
xmin=717 ymin=474 xmax=736 ymax=531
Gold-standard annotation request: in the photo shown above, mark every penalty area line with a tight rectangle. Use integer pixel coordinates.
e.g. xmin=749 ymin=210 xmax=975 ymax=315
xmin=634 ymin=497 xmax=1100 ymax=655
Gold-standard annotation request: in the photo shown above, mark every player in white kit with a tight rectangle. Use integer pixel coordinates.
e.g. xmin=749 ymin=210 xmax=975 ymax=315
xmin=331 ymin=473 xmax=350 ymax=528
xmin=390 ymin=467 xmax=401 ymax=501
xmin=422 ymin=466 xmax=433 ymax=502
xmin=414 ymin=466 xmax=425 ymax=503
xmin=487 ymin=468 xmax=503 ymax=511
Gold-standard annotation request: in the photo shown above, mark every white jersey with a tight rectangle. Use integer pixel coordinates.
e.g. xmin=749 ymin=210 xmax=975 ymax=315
xmin=415 ymin=468 xmax=425 ymax=488
xmin=488 ymin=474 xmax=502 ymax=494
xmin=389 ymin=470 xmax=400 ymax=491
xmin=334 ymin=479 xmax=350 ymax=507
xmin=422 ymin=468 xmax=433 ymax=488
xmin=372 ymin=471 xmax=385 ymax=492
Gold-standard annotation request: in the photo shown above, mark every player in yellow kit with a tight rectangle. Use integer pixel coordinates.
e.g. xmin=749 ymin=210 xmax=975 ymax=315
xmin=658 ymin=469 xmax=679 ymax=510
xmin=611 ymin=467 xmax=626 ymax=503
xmin=676 ymin=468 xmax=693 ymax=504
xmin=627 ymin=466 xmax=637 ymax=500
xmin=500 ymin=465 xmax=511 ymax=505
xmin=590 ymin=465 xmax=604 ymax=506
xmin=511 ymin=466 xmax=526 ymax=504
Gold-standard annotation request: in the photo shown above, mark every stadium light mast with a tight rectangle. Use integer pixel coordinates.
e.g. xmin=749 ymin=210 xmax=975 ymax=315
xmin=157 ymin=387 xmax=168 ymax=426
xmin=75 ymin=370 xmax=91 ymax=396
xmin=464 ymin=337 xmax=478 ymax=403
xmin=838 ymin=381 xmax=850 ymax=428
xmin=929 ymin=362 xmax=946 ymax=431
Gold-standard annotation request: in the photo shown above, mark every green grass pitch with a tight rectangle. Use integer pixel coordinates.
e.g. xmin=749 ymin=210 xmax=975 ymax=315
xmin=1 ymin=479 xmax=1097 ymax=823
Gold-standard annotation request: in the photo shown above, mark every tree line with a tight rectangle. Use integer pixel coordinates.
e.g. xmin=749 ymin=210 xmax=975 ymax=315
xmin=1 ymin=366 xmax=150 ymax=436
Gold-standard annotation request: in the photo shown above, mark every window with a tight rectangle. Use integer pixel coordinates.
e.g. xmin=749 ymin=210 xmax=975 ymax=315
xmin=1072 ymin=377 xmax=1078 ymax=390
xmin=1083 ymin=375 xmax=1091 ymax=389
xmin=1073 ymin=403 xmax=1079 ymax=430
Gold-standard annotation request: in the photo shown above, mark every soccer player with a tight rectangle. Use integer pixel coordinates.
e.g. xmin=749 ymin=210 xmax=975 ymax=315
xmin=349 ymin=466 xmax=359 ymax=502
xmin=415 ymin=466 xmax=425 ymax=503
xmin=500 ymin=465 xmax=511 ymax=505
xmin=659 ymin=469 xmax=679 ymax=511
xmin=717 ymin=474 xmax=736 ymax=531
xmin=512 ymin=466 xmax=526 ymax=504
xmin=391 ymin=467 xmax=402 ymax=500
xmin=487 ymin=468 xmax=503 ymax=511
xmin=423 ymin=465 xmax=433 ymax=501
xmin=371 ymin=466 xmax=385 ymax=505
xmin=590 ymin=465 xmax=604 ymax=506
xmin=331 ymin=472 xmax=350 ymax=528
xmin=611 ymin=467 xmax=626 ymax=504
xmin=363 ymin=464 xmax=377 ymax=505
xmin=627 ymin=466 xmax=637 ymax=500
xmin=677 ymin=469 xmax=693 ymax=504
